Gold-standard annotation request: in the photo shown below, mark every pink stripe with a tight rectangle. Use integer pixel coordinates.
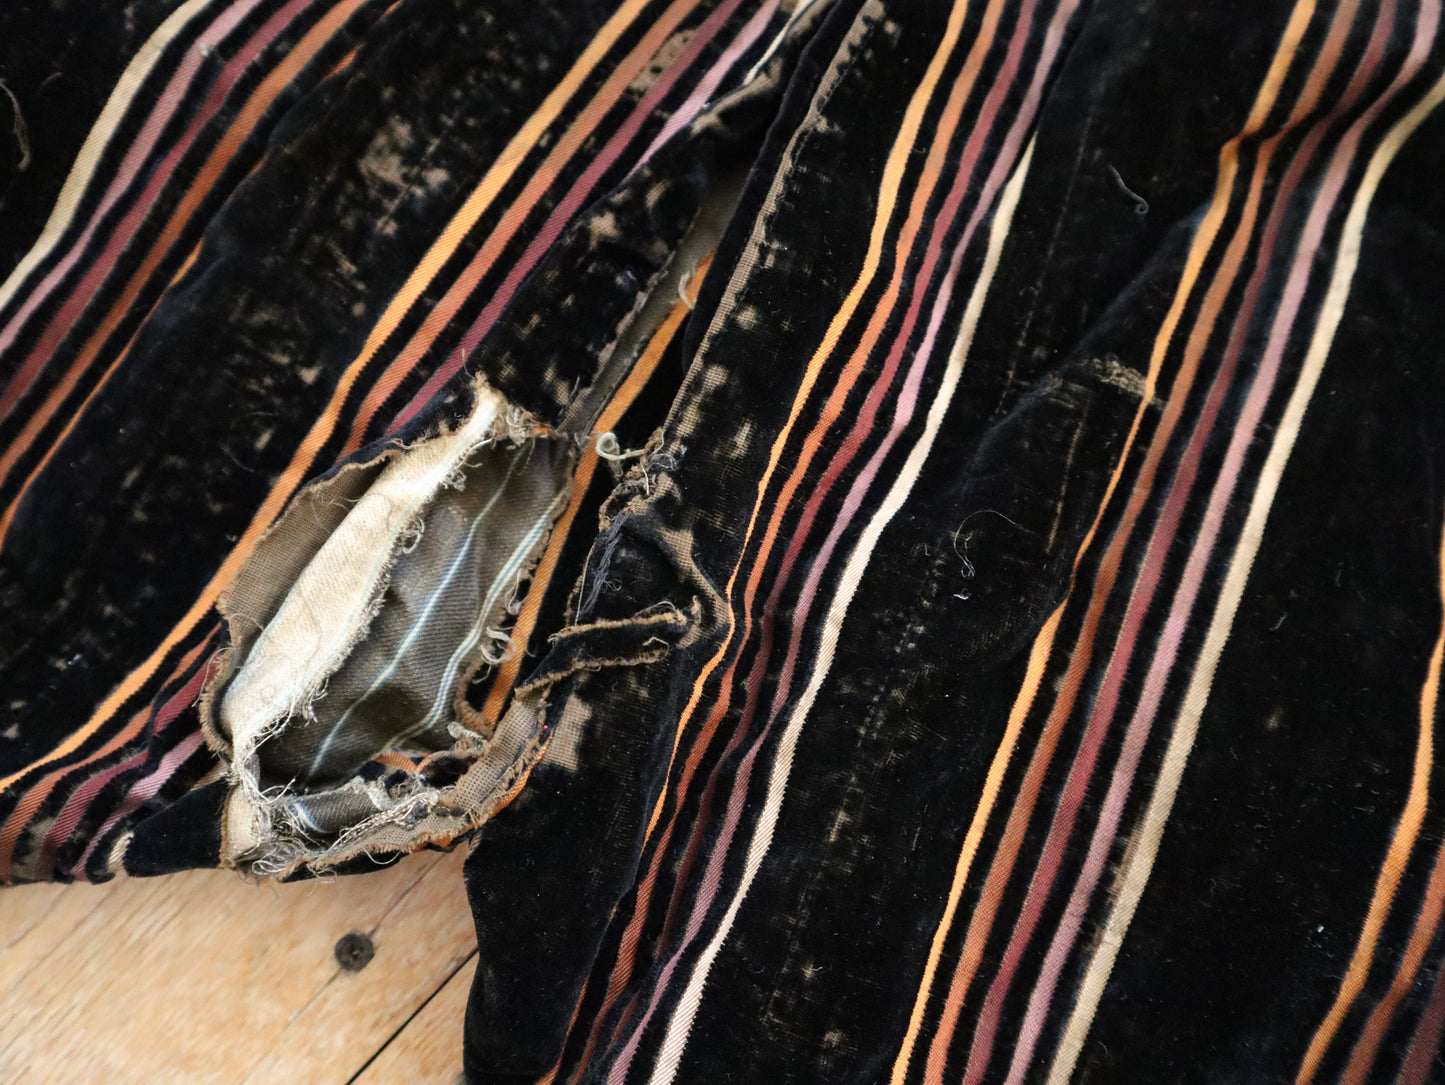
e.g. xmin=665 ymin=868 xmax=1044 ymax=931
xmin=601 ymin=0 xmax=1081 ymax=1077
xmin=390 ymin=0 xmax=769 ymax=430
xmin=0 ymin=0 xmax=265 ymax=358
xmin=0 ymin=0 xmax=317 ymax=426
xmin=40 ymin=650 xmax=214 ymax=876
xmin=73 ymin=730 xmax=208 ymax=880
xmin=577 ymin=0 xmax=796 ymax=1028
xmin=982 ymin=4 xmax=1437 ymax=1082
xmin=646 ymin=0 xmax=1058 ymax=987
xmin=638 ymin=0 xmax=781 ymax=161
xmin=953 ymin=0 xmax=1397 ymax=1075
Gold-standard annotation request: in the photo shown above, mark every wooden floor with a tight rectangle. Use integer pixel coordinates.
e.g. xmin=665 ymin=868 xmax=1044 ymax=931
xmin=0 ymin=846 xmax=477 ymax=1084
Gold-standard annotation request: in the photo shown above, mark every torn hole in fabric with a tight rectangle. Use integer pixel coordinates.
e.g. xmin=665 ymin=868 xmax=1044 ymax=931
xmin=207 ymin=379 xmax=577 ymax=878
xmin=201 ymin=124 xmax=744 ymax=879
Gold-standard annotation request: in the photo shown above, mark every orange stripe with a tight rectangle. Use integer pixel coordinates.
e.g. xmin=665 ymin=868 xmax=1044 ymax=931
xmin=893 ymin=0 xmax=1330 ymax=1074
xmin=1308 ymin=508 xmax=1445 ymax=1085
xmin=0 ymin=237 xmax=209 ymax=617
xmin=477 ymin=258 xmax=707 ymax=727
xmin=0 ymin=0 xmax=674 ymax=798
xmin=325 ymin=45 xmax=358 ymax=79
xmin=0 ymin=628 xmax=218 ymax=879
xmin=484 ymin=730 xmax=553 ymax=821
xmin=0 ymin=0 xmax=375 ymax=536
xmin=1341 ymin=797 xmax=1445 ymax=1084
xmin=576 ymin=1 xmax=988 ymax=1073
xmin=496 ymin=263 xmax=707 ymax=1085
xmin=642 ymin=0 xmax=981 ymax=851
xmin=898 ymin=601 xmax=1061 ymax=1084
xmin=336 ymin=0 xmax=705 ymax=455
xmin=926 ymin=106 xmax=1290 ymax=1085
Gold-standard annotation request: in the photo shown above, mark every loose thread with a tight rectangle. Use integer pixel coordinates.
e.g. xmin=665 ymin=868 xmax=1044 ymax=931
xmin=1107 ymin=163 xmax=1148 ymax=215
xmin=0 ymin=80 xmax=30 ymax=172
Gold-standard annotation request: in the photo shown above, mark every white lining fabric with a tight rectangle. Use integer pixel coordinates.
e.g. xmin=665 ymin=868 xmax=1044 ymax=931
xmin=219 ymin=385 xmax=504 ymax=856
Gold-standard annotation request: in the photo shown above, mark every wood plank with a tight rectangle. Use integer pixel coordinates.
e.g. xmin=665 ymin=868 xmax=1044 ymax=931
xmin=0 ymin=846 xmax=477 ymax=1085
xmin=352 ymin=953 xmax=476 ymax=1085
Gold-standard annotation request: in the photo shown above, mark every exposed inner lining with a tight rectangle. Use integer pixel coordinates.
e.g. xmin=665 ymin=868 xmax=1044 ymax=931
xmin=215 ymin=385 xmax=575 ymax=872
xmin=261 ymin=436 xmax=568 ymax=792
xmin=210 ymin=159 xmax=748 ymax=877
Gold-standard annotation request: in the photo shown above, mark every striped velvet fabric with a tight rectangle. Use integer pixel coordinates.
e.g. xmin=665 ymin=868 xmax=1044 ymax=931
xmin=5 ymin=1 xmax=1445 ymax=1082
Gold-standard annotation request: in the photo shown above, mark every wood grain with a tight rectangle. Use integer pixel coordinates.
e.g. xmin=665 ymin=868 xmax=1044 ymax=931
xmin=353 ymin=954 xmax=476 ymax=1085
xmin=0 ymin=846 xmax=476 ymax=1084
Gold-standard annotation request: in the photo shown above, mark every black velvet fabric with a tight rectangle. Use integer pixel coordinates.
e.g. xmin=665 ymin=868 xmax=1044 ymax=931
xmin=6 ymin=1 xmax=1445 ymax=1082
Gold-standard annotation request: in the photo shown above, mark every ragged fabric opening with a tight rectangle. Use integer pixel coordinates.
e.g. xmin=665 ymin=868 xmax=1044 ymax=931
xmin=202 ymin=141 xmax=748 ymax=879
xmin=210 ymin=381 xmax=576 ymax=876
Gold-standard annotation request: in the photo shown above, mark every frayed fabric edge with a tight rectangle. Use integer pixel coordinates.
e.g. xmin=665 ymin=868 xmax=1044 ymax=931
xmin=203 ymin=378 xmax=551 ymax=877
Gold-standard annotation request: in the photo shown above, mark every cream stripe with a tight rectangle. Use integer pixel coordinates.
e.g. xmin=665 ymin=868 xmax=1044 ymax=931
xmin=0 ymin=0 xmax=216 ymax=315
xmin=742 ymin=0 xmax=831 ymax=82
xmin=642 ymin=137 xmax=1035 ymax=1085
xmin=1043 ymin=62 xmax=1445 ymax=1085
xmin=637 ymin=0 xmax=964 ymax=850
xmin=887 ymin=4 xmax=1321 ymax=1075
